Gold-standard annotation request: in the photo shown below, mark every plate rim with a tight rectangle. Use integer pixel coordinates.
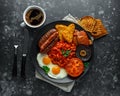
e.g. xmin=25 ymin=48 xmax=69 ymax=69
xmin=30 ymin=20 xmax=93 ymax=84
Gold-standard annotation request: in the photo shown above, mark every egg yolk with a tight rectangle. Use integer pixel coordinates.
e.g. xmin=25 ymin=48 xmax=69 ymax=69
xmin=52 ymin=66 xmax=60 ymax=75
xmin=42 ymin=56 xmax=51 ymax=65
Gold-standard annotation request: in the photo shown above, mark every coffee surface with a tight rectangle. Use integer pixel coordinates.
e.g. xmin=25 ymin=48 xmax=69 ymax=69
xmin=25 ymin=9 xmax=44 ymax=26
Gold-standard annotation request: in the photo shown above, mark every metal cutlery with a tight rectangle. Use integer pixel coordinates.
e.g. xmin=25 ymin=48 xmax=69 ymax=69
xmin=20 ymin=28 xmax=29 ymax=79
xmin=12 ymin=44 xmax=18 ymax=77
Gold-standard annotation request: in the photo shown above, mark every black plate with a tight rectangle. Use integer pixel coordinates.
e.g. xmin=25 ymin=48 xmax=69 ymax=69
xmin=30 ymin=20 xmax=93 ymax=84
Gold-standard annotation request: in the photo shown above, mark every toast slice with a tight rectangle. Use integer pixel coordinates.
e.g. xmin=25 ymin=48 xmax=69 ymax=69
xmin=78 ymin=16 xmax=96 ymax=32
xmin=91 ymin=19 xmax=108 ymax=39
xmin=78 ymin=16 xmax=108 ymax=39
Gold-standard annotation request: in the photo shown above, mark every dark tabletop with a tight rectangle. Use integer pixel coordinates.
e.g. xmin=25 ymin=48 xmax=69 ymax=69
xmin=0 ymin=0 xmax=120 ymax=96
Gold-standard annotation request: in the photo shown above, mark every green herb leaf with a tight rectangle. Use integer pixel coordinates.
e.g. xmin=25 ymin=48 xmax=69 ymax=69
xmin=84 ymin=62 xmax=89 ymax=68
xmin=42 ymin=66 xmax=50 ymax=73
xmin=61 ymin=49 xmax=71 ymax=57
xmin=66 ymin=50 xmax=71 ymax=55
xmin=61 ymin=49 xmax=65 ymax=55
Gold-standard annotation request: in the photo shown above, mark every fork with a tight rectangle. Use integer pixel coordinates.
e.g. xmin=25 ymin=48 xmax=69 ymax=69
xmin=12 ymin=44 xmax=18 ymax=77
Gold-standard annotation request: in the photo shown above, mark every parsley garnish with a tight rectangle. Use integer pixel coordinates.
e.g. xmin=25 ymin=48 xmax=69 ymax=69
xmin=84 ymin=62 xmax=89 ymax=68
xmin=61 ymin=49 xmax=71 ymax=57
xmin=42 ymin=66 xmax=50 ymax=73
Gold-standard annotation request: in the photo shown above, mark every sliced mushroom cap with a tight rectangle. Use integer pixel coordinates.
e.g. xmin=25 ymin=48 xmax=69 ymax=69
xmin=76 ymin=44 xmax=92 ymax=62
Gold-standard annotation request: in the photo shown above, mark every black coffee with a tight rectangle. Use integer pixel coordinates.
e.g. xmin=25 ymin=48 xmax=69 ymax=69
xmin=26 ymin=9 xmax=44 ymax=26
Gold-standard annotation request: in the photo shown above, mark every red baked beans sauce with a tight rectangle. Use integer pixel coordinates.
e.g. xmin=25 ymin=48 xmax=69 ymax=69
xmin=48 ymin=41 xmax=76 ymax=68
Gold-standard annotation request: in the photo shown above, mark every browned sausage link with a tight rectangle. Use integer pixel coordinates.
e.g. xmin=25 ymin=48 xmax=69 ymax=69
xmin=40 ymin=31 xmax=58 ymax=52
xmin=42 ymin=36 xmax=59 ymax=53
xmin=38 ymin=29 xmax=57 ymax=47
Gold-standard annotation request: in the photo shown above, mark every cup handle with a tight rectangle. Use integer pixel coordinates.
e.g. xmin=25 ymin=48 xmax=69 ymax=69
xmin=20 ymin=22 xmax=26 ymax=28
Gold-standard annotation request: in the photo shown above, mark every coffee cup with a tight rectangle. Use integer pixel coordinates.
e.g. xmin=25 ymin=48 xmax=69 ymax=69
xmin=20 ymin=5 xmax=46 ymax=28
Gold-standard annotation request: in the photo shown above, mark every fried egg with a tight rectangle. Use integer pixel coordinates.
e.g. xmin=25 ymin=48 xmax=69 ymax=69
xmin=37 ymin=53 xmax=51 ymax=67
xmin=37 ymin=53 xmax=67 ymax=79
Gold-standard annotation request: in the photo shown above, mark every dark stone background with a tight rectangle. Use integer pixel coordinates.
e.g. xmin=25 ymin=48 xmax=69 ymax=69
xmin=0 ymin=0 xmax=120 ymax=96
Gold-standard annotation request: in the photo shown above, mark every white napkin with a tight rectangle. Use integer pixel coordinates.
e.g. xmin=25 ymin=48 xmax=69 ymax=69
xmin=35 ymin=71 xmax=75 ymax=92
xmin=35 ymin=14 xmax=78 ymax=92
xmin=62 ymin=14 xmax=78 ymax=23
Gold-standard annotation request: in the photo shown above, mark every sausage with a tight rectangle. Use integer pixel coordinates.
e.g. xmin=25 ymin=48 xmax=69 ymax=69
xmin=38 ymin=28 xmax=59 ymax=53
xmin=38 ymin=29 xmax=57 ymax=47
xmin=40 ymin=31 xmax=58 ymax=52
xmin=41 ymin=36 xmax=59 ymax=53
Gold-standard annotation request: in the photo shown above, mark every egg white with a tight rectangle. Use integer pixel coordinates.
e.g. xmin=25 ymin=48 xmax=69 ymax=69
xmin=48 ymin=64 xmax=67 ymax=79
xmin=37 ymin=53 xmax=50 ymax=67
xmin=37 ymin=53 xmax=67 ymax=79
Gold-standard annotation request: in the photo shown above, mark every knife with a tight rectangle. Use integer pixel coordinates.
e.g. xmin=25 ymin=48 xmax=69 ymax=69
xmin=21 ymin=28 xmax=29 ymax=79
